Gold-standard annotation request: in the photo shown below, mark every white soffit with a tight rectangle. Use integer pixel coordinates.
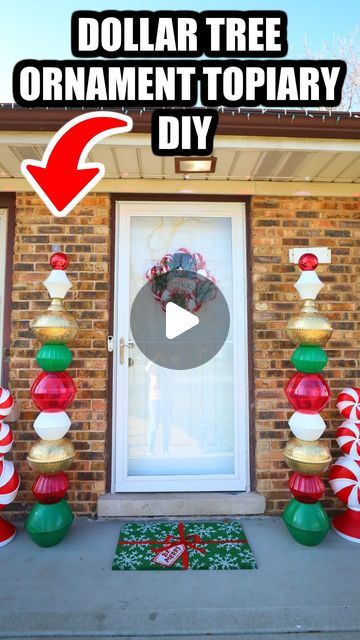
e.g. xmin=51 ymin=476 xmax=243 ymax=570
xmin=0 ymin=132 xmax=359 ymax=183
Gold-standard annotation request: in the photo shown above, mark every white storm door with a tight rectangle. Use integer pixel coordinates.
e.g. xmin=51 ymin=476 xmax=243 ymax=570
xmin=0 ymin=209 xmax=7 ymax=384
xmin=113 ymin=201 xmax=249 ymax=492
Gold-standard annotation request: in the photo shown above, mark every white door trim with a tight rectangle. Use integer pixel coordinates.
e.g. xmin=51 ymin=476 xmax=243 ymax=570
xmin=0 ymin=209 xmax=8 ymax=385
xmin=112 ymin=201 xmax=249 ymax=492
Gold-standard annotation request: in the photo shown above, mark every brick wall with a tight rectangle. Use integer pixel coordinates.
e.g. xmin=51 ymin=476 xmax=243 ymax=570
xmin=5 ymin=193 xmax=360 ymax=517
xmin=251 ymin=196 xmax=360 ymax=515
xmin=7 ymin=193 xmax=111 ymax=517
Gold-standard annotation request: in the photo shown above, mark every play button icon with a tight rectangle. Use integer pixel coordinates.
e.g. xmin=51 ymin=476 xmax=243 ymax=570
xmin=166 ymin=302 xmax=199 ymax=340
xmin=130 ymin=269 xmax=230 ymax=370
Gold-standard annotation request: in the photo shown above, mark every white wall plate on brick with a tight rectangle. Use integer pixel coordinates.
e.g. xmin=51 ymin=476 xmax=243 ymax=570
xmin=289 ymin=247 xmax=331 ymax=264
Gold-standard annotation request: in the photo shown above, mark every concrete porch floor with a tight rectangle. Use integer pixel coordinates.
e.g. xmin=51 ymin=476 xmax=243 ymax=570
xmin=1 ymin=516 xmax=360 ymax=640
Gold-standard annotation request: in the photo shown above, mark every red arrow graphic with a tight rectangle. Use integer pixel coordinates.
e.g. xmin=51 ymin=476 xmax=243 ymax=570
xmin=21 ymin=111 xmax=133 ymax=217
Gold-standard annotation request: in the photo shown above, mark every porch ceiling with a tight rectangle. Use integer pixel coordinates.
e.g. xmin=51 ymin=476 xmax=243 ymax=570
xmin=0 ymin=131 xmax=359 ymax=184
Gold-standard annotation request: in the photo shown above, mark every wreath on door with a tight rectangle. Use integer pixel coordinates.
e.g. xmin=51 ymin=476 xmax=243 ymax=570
xmin=145 ymin=248 xmax=217 ymax=312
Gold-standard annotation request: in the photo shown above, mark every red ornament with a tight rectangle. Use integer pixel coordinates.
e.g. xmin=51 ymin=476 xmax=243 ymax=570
xmin=285 ymin=372 xmax=330 ymax=413
xmin=298 ymin=253 xmax=319 ymax=271
xmin=50 ymin=252 xmax=69 ymax=271
xmin=288 ymin=472 xmax=325 ymax=503
xmin=32 ymin=472 xmax=70 ymax=504
xmin=30 ymin=371 xmax=77 ymax=412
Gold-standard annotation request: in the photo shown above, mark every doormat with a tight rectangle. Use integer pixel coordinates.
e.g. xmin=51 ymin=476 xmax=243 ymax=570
xmin=112 ymin=521 xmax=257 ymax=570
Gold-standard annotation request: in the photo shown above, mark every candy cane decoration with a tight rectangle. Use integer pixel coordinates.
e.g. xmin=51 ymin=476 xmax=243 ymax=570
xmin=0 ymin=424 xmax=14 ymax=459
xmin=337 ymin=388 xmax=360 ymax=422
xmin=336 ymin=421 xmax=360 ymax=460
xmin=0 ymin=387 xmax=19 ymax=548
xmin=329 ymin=457 xmax=360 ymax=511
xmin=330 ymin=388 xmax=360 ymax=542
xmin=0 ymin=388 xmax=14 ymax=419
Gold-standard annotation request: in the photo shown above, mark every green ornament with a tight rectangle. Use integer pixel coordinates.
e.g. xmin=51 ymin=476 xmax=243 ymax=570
xmin=283 ymin=498 xmax=330 ymax=546
xmin=36 ymin=343 xmax=73 ymax=372
xmin=290 ymin=345 xmax=328 ymax=373
xmin=25 ymin=499 xmax=74 ymax=547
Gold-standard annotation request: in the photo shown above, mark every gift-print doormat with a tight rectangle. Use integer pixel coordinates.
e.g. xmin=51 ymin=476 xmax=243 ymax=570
xmin=112 ymin=521 xmax=257 ymax=570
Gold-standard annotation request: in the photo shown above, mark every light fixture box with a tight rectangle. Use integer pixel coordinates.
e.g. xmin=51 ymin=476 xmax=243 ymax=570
xmin=175 ymin=157 xmax=217 ymax=174
xmin=289 ymin=247 xmax=331 ymax=264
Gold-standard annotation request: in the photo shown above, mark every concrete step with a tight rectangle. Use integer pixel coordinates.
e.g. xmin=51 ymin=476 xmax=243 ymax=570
xmin=98 ymin=491 xmax=265 ymax=517
xmin=3 ymin=634 xmax=358 ymax=640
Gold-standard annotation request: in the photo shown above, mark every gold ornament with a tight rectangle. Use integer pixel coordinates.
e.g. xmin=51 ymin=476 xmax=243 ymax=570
xmin=286 ymin=299 xmax=332 ymax=347
xmin=27 ymin=437 xmax=75 ymax=473
xmin=31 ymin=298 xmax=78 ymax=344
xmin=283 ymin=437 xmax=332 ymax=475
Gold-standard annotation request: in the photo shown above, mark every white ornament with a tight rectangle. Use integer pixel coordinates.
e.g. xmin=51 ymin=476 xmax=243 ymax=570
xmin=288 ymin=411 xmax=326 ymax=441
xmin=33 ymin=411 xmax=71 ymax=440
xmin=294 ymin=270 xmax=323 ymax=300
xmin=43 ymin=270 xmax=72 ymax=299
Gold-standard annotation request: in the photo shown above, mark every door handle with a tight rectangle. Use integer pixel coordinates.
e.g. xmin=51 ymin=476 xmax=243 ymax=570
xmin=119 ymin=338 xmax=135 ymax=365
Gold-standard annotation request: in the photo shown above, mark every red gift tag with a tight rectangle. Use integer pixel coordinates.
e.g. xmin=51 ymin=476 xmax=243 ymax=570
xmin=152 ymin=543 xmax=186 ymax=567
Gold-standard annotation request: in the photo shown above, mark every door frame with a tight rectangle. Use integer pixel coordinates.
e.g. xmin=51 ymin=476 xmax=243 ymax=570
xmin=109 ymin=196 xmax=254 ymax=493
xmin=0 ymin=193 xmax=15 ymax=387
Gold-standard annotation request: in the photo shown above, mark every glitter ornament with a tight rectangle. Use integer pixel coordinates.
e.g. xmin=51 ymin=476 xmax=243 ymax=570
xmin=31 ymin=298 xmax=78 ymax=344
xmin=27 ymin=437 xmax=75 ymax=474
xmin=298 ymin=253 xmax=319 ymax=271
xmin=50 ymin=252 xmax=69 ymax=270
xmin=284 ymin=438 xmax=332 ymax=475
xmin=286 ymin=300 xmax=333 ymax=347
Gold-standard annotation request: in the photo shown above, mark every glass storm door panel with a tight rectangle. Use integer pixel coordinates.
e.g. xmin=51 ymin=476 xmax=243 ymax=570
xmin=0 ymin=210 xmax=7 ymax=384
xmin=113 ymin=202 xmax=249 ymax=492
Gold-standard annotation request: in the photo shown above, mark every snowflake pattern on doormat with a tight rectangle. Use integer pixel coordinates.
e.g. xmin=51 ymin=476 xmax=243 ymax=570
xmin=112 ymin=521 xmax=257 ymax=571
